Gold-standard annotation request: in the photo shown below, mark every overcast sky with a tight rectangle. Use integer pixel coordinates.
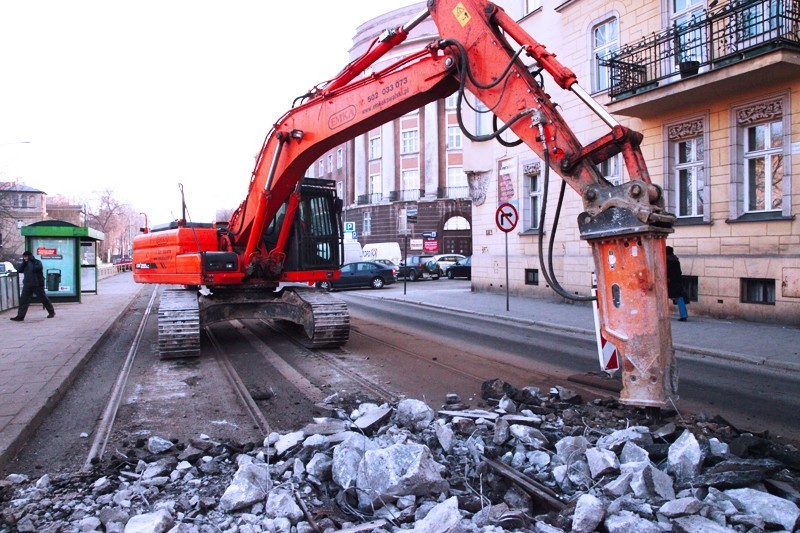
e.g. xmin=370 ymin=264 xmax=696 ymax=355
xmin=0 ymin=1 xmax=417 ymax=225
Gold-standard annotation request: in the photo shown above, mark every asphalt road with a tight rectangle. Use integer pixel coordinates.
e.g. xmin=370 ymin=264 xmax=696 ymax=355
xmin=337 ymin=281 xmax=800 ymax=442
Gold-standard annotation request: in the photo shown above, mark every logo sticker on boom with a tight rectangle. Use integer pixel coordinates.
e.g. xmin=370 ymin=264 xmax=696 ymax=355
xmin=453 ymin=2 xmax=471 ymax=27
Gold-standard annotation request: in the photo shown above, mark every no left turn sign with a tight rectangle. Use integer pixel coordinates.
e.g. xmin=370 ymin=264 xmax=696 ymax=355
xmin=495 ymin=203 xmax=518 ymax=233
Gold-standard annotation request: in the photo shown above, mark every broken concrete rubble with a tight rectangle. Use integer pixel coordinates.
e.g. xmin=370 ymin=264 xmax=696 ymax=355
xmin=1 ymin=378 xmax=799 ymax=533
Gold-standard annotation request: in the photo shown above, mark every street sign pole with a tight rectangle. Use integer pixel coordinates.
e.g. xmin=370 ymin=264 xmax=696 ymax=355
xmin=495 ymin=202 xmax=519 ymax=313
xmin=505 ymin=230 xmax=509 ymax=311
xmin=404 ymin=234 xmax=408 ymax=295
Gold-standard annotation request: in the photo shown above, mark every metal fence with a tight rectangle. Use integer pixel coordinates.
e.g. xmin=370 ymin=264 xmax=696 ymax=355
xmin=0 ymin=274 xmax=19 ymax=312
xmin=602 ymin=0 xmax=800 ymax=98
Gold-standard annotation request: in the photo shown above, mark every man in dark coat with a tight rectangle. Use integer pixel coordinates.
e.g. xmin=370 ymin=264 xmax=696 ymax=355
xmin=9 ymin=251 xmax=55 ymax=321
xmin=666 ymin=246 xmax=688 ymax=321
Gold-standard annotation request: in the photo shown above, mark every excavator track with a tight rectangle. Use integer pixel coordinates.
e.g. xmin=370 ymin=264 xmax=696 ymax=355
xmin=198 ymin=287 xmax=349 ymax=349
xmin=158 ymin=288 xmax=201 ymax=358
xmin=284 ymin=288 xmax=350 ymax=348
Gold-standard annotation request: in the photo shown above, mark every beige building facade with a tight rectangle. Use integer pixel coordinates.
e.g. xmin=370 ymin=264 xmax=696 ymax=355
xmin=464 ymin=0 xmax=799 ymax=324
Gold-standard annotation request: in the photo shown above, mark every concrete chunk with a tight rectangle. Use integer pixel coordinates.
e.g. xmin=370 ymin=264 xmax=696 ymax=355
xmin=572 ymin=493 xmax=605 ymax=533
xmin=332 ymin=433 xmax=376 ymax=489
xmin=603 ymin=510 xmax=662 ymax=533
xmin=123 ymin=508 xmax=174 ymax=533
xmin=620 ymin=441 xmax=649 ymax=465
xmin=409 ymin=496 xmax=461 ymax=533
xmin=597 ymin=427 xmax=652 ymax=452
xmin=628 ymin=463 xmax=675 ymax=502
xmin=668 ymin=430 xmax=703 ymax=482
xmin=219 ymin=463 xmax=271 ymax=512
xmin=724 ymin=487 xmax=800 ymax=530
xmin=658 ymin=496 xmax=703 ymax=517
xmin=586 ymin=447 xmax=620 ymax=479
xmin=356 ymin=443 xmax=448 ymax=510
xmin=274 ymin=430 xmax=305 ymax=457
xmin=351 ymin=406 xmax=393 ymax=433
xmin=264 ymin=490 xmax=303 ymax=524
xmin=396 ymin=399 xmax=434 ymax=432
xmin=434 ymin=420 xmax=455 ymax=453
xmin=146 ymin=436 xmax=174 ymax=454
xmin=672 ymin=515 xmax=735 ymax=532
xmin=555 ymin=436 xmax=590 ymax=463
xmin=509 ymin=424 xmax=548 ymax=448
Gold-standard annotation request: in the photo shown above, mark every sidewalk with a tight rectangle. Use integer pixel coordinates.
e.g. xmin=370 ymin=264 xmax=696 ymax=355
xmin=0 ymin=273 xmax=143 ymax=469
xmin=361 ymin=282 xmax=800 ymax=374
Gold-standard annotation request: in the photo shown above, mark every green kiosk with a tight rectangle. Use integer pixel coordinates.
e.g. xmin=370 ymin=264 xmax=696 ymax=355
xmin=20 ymin=221 xmax=105 ymax=303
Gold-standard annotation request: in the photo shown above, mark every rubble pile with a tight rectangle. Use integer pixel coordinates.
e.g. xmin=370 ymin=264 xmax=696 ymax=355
xmin=1 ymin=379 xmax=799 ymax=532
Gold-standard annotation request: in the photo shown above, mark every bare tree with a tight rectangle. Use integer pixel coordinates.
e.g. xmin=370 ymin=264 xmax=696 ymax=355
xmin=86 ymin=190 xmax=131 ymax=262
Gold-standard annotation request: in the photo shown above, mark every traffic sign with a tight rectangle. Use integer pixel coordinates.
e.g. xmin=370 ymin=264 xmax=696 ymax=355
xmin=495 ymin=203 xmax=518 ymax=233
xmin=422 ymin=231 xmax=437 ymax=238
xmin=406 ymin=207 xmax=418 ymax=225
xmin=344 ymin=222 xmax=355 ymax=232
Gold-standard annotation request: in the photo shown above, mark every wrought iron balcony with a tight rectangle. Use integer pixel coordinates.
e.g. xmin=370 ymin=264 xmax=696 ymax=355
xmin=601 ymin=0 xmax=800 ymax=100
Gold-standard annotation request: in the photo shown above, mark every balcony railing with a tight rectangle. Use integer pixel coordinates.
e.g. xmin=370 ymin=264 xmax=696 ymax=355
xmin=393 ymin=189 xmax=423 ymax=202
xmin=438 ymin=186 xmax=470 ymax=199
xmin=601 ymin=0 xmax=800 ymax=99
xmin=357 ymin=193 xmax=384 ymax=205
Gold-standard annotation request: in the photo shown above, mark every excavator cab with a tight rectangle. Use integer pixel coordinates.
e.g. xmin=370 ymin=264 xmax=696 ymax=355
xmin=265 ymin=178 xmax=343 ymax=273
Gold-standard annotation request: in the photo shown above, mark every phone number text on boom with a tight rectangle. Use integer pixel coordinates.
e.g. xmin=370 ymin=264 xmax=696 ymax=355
xmin=366 ymin=77 xmax=409 ymax=103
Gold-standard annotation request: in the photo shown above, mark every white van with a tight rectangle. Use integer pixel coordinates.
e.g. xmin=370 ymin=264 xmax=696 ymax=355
xmin=342 ymin=241 xmax=363 ymax=265
xmin=362 ymin=242 xmax=402 ymax=265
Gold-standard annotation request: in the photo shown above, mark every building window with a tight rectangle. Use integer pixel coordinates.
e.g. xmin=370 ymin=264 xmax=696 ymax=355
xmin=336 ymin=181 xmax=343 ymax=199
xmin=447 ymin=126 xmax=463 ymax=150
xmin=674 ymin=136 xmax=705 ymax=217
xmin=401 ymin=129 xmax=419 ymax=154
xmin=445 ymin=94 xmax=458 ymax=109
xmin=401 ymin=169 xmax=420 ymax=201
xmin=369 ymin=174 xmax=382 ymax=203
xmin=369 ymin=137 xmax=381 ymax=160
xmin=318 ymin=160 xmax=324 ymax=177
xmin=683 ymin=275 xmax=699 ymax=302
xmin=304 ymin=166 xmax=313 ymax=178
xmin=741 ymin=278 xmax=775 ymax=305
xmin=592 ymin=17 xmax=618 ymax=93
xmin=475 ymin=101 xmax=492 ymax=136
xmin=744 ymin=119 xmax=783 ymax=212
xmin=522 ymin=162 xmax=542 ymax=231
xmin=446 ymin=167 xmax=468 ymax=198
xmin=327 ymin=154 xmax=333 ymax=173
xmin=363 ymin=212 xmax=371 ymax=236
xmin=734 ymin=97 xmax=787 ymax=217
xmin=525 ymin=269 xmax=539 ymax=285
xmin=337 ymin=148 xmax=343 ymax=169
xmin=597 ymin=154 xmax=622 ymax=186
xmin=667 ymin=118 xmax=708 ymax=219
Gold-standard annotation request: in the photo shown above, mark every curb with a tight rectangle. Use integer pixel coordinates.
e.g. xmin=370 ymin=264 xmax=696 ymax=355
xmin=0 ymin=280 xmax=146 ymax=470
xmin=355 ymin=293 xmax=800 ymax=375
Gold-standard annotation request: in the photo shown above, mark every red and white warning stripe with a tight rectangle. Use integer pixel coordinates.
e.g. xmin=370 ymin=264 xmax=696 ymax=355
xmin=591 ymin=285 xmax=620 ymax=375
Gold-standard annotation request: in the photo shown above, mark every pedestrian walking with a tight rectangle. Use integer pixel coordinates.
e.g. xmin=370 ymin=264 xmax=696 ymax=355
xmin=9 ymin=251 xmax=55 ymax=322
xmin=666 ymin=246 xmax=688 ymax=321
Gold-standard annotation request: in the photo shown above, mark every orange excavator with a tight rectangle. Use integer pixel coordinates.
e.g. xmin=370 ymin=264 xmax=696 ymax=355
xmin=133 ymin=0 xmax=678 ymax=408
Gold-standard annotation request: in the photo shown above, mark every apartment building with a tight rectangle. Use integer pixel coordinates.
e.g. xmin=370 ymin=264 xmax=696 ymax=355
xmin=461 ymin=0 xmax=799 ymax=324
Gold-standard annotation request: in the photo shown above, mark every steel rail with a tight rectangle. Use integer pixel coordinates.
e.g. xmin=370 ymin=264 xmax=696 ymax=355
xmin=258 ymin=320 xmax=401 ymax=404
xmin=205 ymin=325 xmax=272 ymax=437
xmin=83 ymin=287 xmax=158 ymax=470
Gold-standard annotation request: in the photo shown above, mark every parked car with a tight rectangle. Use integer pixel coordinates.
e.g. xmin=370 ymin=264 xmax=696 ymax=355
xmin=426 ymin=253 xmax=466 ymax=277
xmin=316 ymin=261 xmax=396 ymax=291
xmin=397 ymin=254 xmax=439 ymax=281
xmin=0 ymin=261 xmax=17 ymax=277
xmin=446 ymin=256 xmax=471 ymax=279
xmin=373 ymin=258 xmax=400 ymax=269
